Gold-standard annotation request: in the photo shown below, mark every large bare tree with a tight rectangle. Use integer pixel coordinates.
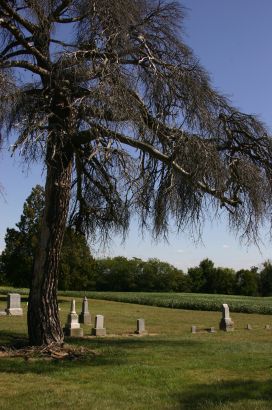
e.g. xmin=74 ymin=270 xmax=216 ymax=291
xmin=1 ymin=0 xmax=272 ymax=346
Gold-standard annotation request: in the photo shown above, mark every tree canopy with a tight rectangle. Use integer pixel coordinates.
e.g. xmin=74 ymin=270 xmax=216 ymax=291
xmin=1 ymin=0 xmax=272 ymax=345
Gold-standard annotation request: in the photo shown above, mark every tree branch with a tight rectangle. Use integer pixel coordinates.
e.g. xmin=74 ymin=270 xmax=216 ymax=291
xmin=0 ymin=18 xmax=47 ymax=64
xmin=75 ymin=125 xmax=241 ymax=208
xmin=3 ymin=49 xmax=33 ymax=60
xmin=53 ymin=15 xmax=86 ymax=23
xmin=1 ymin=37 xmax=32 ymax=55
xmin=50 ymin=0 xmax=72 ymax=21
xmin=0 ymin=60 xmax=49 ymax=77
xmin=0 ymin=0 xmax=37 ymax=33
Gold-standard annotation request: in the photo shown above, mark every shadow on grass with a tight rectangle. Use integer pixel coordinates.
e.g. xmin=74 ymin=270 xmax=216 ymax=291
xmin=179 ymin=379 xmax=272 ymax=409
xmin=0 ymin=332 xmax=204 ymax=375
xmin=68 ymin=335 xmax=204 ymax=349
xmin=0 ymin=331 xmax=28 ymax=348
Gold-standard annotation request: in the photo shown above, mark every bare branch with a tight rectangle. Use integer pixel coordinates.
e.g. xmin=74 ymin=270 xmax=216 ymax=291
xmin=0 ymin=18 xmax=48 ymax=64
xmin=50 ymin=0 xmax=72 ymax=21
xmin=0 ymin=59 xmax=49 ymax=76
xmin=0 ymin=0 xmax=37 ymax=33
xmin=75 ymin=125 xmax=240 ymax=209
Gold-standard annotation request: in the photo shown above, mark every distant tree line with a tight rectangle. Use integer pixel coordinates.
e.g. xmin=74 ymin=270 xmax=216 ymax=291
xmin=1 ymin=186 xmax=272 ymax=296
xmin=74 ymin=256 xmax=272 ymax=296
xmin=187 ymin=258 xmax=272 ymax=297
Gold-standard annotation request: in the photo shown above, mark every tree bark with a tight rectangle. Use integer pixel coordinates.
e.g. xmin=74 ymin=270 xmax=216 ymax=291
xmin=27 ymin=143 xmax=73 ymax=346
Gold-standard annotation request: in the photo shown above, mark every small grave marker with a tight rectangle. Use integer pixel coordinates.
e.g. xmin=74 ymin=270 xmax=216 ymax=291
xmin=208 ymin=327 xmax=216 ymax=333
xmin=91 ymin=315 xmax=106 ymax=336
xmin=6 ymin=293 xmax=23 ymax=316
xmin=135 ymin=318 xmax=147 ymax=335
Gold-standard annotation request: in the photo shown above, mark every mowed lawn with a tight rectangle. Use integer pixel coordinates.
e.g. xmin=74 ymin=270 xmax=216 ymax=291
xmin=0 ymin=294 xmax=272 ymax=410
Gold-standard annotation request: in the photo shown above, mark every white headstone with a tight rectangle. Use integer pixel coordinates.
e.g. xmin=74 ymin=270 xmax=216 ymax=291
xmin=70 ymin=299 xmax=76 ymax=314
xmin=66 ymin=300 xmax=80 ymax=329
xmin=95 ymin=315 xmax=104 ymax=329
xmin=91 ymin=315 xmax=106 ymax=336
xmin=191 ymin=325 xmax=197 ymax=334
xmin=63 ymin=299 xmax=83 ymax=337
xmin=222 ymin=303 xmax=230 ymax=319
xmin=6 ymin=293 xmax=23 ymax=315
xmin=220 ymin=303 xmax=234 ymax=331
xmin=135 ymin=318 xmax=146 ymax=334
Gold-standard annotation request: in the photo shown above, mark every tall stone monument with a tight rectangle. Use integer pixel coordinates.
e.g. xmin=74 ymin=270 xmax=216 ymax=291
xmin=6 ymin=293 xmax=23 ymax=316
xmin=91 ymin=315 xmax=106 ymax=336
xmin=219 ymin=303 xmax=234 ymax=332
xmin=64 ymin=299 xmax=83 ymax=337
xmin=79 ymin=296 xmax=92 ymax=325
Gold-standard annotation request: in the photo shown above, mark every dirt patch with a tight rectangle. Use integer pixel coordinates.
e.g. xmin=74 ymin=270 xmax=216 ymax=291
xmin=0 ymin=344 xmax=99 ymax=361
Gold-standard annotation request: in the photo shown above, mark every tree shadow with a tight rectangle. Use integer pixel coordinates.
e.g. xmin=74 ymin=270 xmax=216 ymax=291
xmin=68 ymin=335 xmax=203 ymax=350
xmin=0 ymin=330 xmax=28 ymax=348
xmin=178 ymin=379 xmax=272 ymax=409
xmin=0 ymin=333 xmax=203 ymax=375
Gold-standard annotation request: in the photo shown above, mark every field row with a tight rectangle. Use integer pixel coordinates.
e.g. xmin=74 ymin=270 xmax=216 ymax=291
xmin=60 ymin=291 xmax=272 ymax=315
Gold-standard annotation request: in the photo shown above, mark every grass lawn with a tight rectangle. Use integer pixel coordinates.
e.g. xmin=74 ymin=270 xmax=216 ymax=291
xmin=0 ymin=293 xmax=272 ymax=409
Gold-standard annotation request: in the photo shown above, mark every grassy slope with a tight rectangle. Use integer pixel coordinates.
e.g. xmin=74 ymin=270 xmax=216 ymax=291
xmin=0 ymin=292 xmax=272 ymax=409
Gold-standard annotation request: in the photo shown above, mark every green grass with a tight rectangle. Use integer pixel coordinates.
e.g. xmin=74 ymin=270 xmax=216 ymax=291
xmin=59 ymin=291 xmax=272 ymax=315
xmin=0 ymin=291 xmax=272 ymax=409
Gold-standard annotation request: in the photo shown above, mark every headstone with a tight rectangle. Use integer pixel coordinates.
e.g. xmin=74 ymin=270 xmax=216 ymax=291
xmin=0 ymin=311 xmax=7 ymax=316
xmin=208 ymin=327 xmax=216 ymax=333
xmin=191 ymin=325 xmax=197 ymax=334
xmin=6 ymin=293 xmax=23 ymax=316
xmin=219 ymin=303 xmax=234 ymax=332
xmin=135 ymin=318 xmax=147 ymax=335
xmin=91 ymin=315 xmax=106 ymax=336
xmin=64 ymin=299 xmax=83 ymax=337
xmin=79 ymin=297 xmax=92 ymax=325
xmin=265 ymin=324 xmax=271 ymax=330
xmin=246 ymin=324 xmax=252 ymax=330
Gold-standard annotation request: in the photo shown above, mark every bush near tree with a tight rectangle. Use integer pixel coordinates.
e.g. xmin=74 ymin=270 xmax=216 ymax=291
xmin=0 ymin=186 xmax=96 ymax=290
xmin=235 ymin=268 xmax=259 ymax=296
xmin=259 ymin=261 xmax=272 ymax=296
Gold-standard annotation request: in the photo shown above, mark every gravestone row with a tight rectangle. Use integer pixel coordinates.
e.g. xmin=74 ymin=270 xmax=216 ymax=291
xmin=64 ymin=298 xmax=147 ymax=337
xmin=192 ymin=303 xmax=234 ymax=333
xmin=1 ymin=296 xmax=271 ymax=336
xmin=191 ymin=303 xmax=272 ymax=333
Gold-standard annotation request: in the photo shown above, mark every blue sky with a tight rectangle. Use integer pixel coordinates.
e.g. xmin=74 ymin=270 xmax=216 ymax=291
xmin=1 ymin=0 xmax=272 ymax=271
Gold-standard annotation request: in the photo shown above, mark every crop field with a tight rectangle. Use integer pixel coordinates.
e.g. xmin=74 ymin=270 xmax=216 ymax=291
xmin=60 ymin=291 xmax=272 ymax=315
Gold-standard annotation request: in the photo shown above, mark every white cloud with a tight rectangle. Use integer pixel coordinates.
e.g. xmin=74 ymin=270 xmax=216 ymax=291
xmin=223 ymin=244 xmax=230 ymax=249
xmin=177 ymin=249 xmax=185 ymax=253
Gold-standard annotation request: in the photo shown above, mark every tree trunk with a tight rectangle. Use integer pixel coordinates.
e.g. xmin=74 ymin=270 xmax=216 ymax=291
xmin=27 ymin=145 xmax=73 ymax=346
